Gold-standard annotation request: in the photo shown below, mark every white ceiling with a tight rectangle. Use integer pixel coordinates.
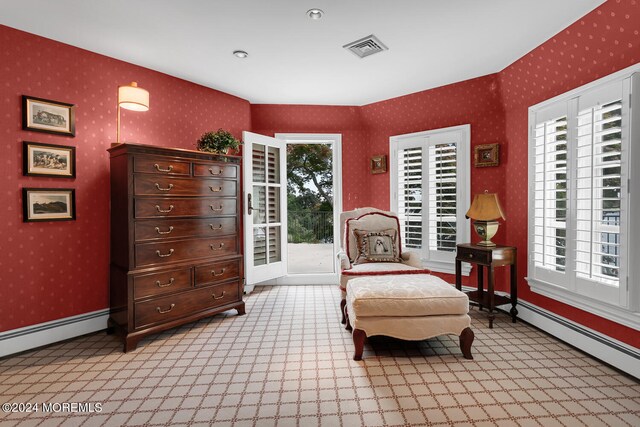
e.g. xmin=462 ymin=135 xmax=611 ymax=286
xmin=0 ymin=0 xmax=604 ymax=106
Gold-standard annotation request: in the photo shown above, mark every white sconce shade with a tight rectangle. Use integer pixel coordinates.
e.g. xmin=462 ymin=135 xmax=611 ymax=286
xmin=118 ymin=82 xmax=149 ymax=111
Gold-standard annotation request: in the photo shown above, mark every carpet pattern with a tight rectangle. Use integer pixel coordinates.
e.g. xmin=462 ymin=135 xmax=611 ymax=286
xmin=0 ymin=285 xmax=638 ymax=426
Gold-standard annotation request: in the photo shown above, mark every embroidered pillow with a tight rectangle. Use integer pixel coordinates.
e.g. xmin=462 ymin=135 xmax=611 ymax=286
xmin=353 ymin=228 xmax=401 ymax=264
xmin=346 ymin=212 xmax=402 ymax=262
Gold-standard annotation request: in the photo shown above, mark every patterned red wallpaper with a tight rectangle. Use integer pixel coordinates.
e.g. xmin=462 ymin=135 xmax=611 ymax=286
xmin=499 ymin=0 xmax=640 ymax=346
xmin=251 ymin=104 xmax=370 ymax=211
xmin=0 ymin=25 xmax=251 ymax=332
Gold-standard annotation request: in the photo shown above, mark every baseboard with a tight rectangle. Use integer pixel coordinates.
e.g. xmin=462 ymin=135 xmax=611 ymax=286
xmin=460 ymin=285 xmax=639 ymax=380
xmin=0 ymin=309 xmax=109 ymax=358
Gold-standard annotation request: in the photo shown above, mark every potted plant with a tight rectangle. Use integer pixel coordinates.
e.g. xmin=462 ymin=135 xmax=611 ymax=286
xmin=196 ymin=129 xmax=242 ymax=154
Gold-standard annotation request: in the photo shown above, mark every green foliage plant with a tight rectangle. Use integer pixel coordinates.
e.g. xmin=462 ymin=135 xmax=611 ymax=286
xmin=196 ymin=129 xmax=241 ymax=154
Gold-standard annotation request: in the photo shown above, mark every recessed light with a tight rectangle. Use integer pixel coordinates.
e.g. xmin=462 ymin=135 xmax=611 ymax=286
xmin=233 ymin=50 xmax=248 ymax=58
xmin=307 ymin=9 xmax=324 ymax=20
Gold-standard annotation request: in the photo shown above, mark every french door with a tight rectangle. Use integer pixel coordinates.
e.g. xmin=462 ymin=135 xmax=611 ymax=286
xmin=242 ymin=132 xmax=287 ymax=285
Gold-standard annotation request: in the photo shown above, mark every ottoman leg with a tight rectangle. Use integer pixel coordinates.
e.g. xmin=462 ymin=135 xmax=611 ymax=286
xmin=345 ymin=310 xmax=352 ymax=331
xmin=353 ymin=329 xmax=366 ymax=361
xmin=459 ymin=327 xmax=474 ymax=360
xmin=340 ymin=299 xmax=346 ymax=324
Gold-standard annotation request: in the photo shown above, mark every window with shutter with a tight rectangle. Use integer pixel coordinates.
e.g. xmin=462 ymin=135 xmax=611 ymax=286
xmin=528 ymin=67 xmax=640 ymax=328
xmin=390 ymin=125 xmax=470 ymax=273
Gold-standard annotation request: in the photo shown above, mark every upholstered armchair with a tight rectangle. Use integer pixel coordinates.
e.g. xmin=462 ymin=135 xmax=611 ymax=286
xmin=337 ymin=207 xmax=431 ymax=323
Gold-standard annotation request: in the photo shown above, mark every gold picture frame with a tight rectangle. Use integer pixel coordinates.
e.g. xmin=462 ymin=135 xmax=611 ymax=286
xmin=474 ymin=143 xmax=499 ymax=167
xmin=370 ymin=155 xmax=387 ymax=174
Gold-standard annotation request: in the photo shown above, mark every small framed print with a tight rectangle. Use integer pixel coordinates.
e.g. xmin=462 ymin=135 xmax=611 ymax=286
xmin=23 ymin=141 xmax=76 ymax=178
xmin=22 ymin=188 xmax=76 ymax=222
xmin=474 ymin=143 xmax=499 ymax=167
xmin=22 ymin=95 xmax=76 ymax=137
xmin=370 ymin=155 xmax=387 ymax=174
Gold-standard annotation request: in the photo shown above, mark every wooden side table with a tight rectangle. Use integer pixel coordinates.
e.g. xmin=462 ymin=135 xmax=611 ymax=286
xmin=455 ymin=243 xmax=517 ymax=328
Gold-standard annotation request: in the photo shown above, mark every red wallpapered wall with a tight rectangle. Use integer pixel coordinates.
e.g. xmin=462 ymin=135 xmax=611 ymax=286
xmin=0 ymin=25 xmax=251 ymax=332
xmin=499 ymin=0 xmax=640 ymax=346
xmin=251 ymin=104 xmax=371 ymax=211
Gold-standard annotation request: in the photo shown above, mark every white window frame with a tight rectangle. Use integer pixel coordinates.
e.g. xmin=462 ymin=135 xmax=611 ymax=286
xmin=390 ymin=124 xmax=471 ymax=275
xmin=527 ymin=63 xmax=640 ymax=330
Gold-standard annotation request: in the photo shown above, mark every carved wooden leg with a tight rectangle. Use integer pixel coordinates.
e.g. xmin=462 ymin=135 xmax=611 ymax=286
xmin=352 ymin=329 xmax=366 ymax=361
xmin=236 ymin=302 xmax=246 ymax=316
xmin=340 ymin=299 xmax=346 ymax=324
xmin=459 ymin=327 xmax=474 ymax=360
xmin=345 ymin=310 xmax=352 ymax=331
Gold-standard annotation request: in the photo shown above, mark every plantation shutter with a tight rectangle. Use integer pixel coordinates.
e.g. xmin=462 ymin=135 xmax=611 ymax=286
xmin=427 ymin=143 xmax=457 ymax=253
xmin=396 ymin=146 xmax=424 ymax=250
xmin=573 ymin=81 xmax=626 ymax=304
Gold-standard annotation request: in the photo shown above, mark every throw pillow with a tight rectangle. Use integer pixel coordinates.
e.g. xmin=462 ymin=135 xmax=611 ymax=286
xmin=353 ymin=228 xmax=402 ymax=264
xmin=346 ymin=212 xmax=402 ymax=262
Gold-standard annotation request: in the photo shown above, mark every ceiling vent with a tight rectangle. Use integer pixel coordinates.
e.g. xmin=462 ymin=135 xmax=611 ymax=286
xmin=343 ymin=34 xmax=388 ymax=58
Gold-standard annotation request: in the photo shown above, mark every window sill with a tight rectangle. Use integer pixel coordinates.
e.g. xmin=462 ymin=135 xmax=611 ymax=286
xmin=423 ymin=260 xmax=472 ymax=276
xmin=526 ymin=277 xmax=640 ymax=330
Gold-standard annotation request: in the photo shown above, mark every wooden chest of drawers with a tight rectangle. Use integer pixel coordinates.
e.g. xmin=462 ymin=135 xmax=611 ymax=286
xmin=108 ymin=143 xmax=244 ymax=352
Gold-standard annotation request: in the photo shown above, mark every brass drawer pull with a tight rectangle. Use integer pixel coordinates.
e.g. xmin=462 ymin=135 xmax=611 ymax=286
xmin=209 ymin=186 xmax=223 ymax=192
xmin=210 ymin=205 xmax=223 ymax=212
xmin=210 ymin=243 xmax=225 ymax=251
xmin=156 ymin=249 xmax=175 ymax=258
xmin=212 ymin=291 xmax=226 ymax=300
xmin=156 ymin=303 xmax=175 ymax=314
xmin=209 ymin=167 xmax=224 ymax=176
xmin=155 ymin=226 xmax=174 ymax=235
xmin=154 ymin=164 xmax=173 ymax=172
xmin=209 ymin=224 xmax=223 ymax=230
xmin=156 ymin=278 xmax=175 ymax=288
xmin=155 ymin=205 xmax=174 ymax=213
xmin=155 ymin=183 xmax=174 ymax=191
xmin=212 ymin=268 xmax=226 ymax=277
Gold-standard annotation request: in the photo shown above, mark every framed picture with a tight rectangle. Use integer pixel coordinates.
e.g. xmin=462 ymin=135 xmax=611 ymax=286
xmin=370 ymin=155 xmax=387 ymax=174
xmin=23 ymin=141 xmax=76 ymax=178
xmin=474 ymin=143 xmax=499 ymax=167
xmin=22 ymin=188 xmax=76 ymax=222
xmin=22 ymin=95 xmax=76 ymax=136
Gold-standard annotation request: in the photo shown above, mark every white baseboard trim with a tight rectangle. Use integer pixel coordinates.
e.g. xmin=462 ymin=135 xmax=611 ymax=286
xmin=460 ymin=285 xmax=640 ymax=380
xmin=0 ymin=309 xmax=109 ymax=358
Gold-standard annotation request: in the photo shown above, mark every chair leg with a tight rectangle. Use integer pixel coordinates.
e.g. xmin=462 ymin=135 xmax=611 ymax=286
xmin=345 ymin=310 xmax=352 ymax=331
xmin=459 ymin=327 xmax=474 ymax=360
xmin=352 ymin=329 xmax=366 ymax=361
xmin=340 ymin=299 xmax=346 ymax=324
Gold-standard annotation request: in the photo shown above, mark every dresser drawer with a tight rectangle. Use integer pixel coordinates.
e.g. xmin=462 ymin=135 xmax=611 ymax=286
xmin=133 ymin=267 xmax=192 ymax=300
xmin=135 ymin=217 xmax=237 ymax=241
xmin=193 ymin=163 xmax=238 ymax=179
xmin=135 ymin=236 xmax=239 ymax=267
xmin=135 ymin=198 xmax=237 ymax=219
xmin=195 ymin=258 xmax=241 ymax=287
xmin=133 ymin=156 xmax=190 ymax=176
xmin=134 ymin=282 xmax=240 ymax=329
xmin=134 ymin=175 xmax=237 ymax=197
xmin=458 ymin=247 xmax=491 ymax=264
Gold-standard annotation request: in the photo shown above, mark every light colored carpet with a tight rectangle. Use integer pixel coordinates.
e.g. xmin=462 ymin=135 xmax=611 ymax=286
xmin=0 ymin=285 xmax=638 ymax=426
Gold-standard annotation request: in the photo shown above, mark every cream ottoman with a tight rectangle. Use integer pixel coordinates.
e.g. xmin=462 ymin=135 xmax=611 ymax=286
xmin=345 ymin=274 xmax=474 ymax=361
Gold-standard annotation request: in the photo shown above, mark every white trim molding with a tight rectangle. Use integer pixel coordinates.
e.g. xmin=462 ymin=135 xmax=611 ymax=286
xmin=0 ymin=309 xmax=109 ymax=358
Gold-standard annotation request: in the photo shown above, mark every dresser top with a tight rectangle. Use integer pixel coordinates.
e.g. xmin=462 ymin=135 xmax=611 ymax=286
xmin=108 ymin=142 xmax=241 ymax=163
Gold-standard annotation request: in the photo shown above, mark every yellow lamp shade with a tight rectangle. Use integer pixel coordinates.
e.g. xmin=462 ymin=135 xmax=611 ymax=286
xmin=465 ymin=192 xmax=505 ymax=221
xmin=118 ymin=82 xmax=149 ymax=111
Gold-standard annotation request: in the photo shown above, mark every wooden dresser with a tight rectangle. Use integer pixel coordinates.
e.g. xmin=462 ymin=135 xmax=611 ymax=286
xmin=108 ymin=143 xmax=244 ymax=352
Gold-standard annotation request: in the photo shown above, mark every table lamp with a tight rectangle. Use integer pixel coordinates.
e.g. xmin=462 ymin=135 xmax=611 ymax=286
xmin=117 ymin=82 xmax=149 ymax=143
xmin=465 ymin=191 xmax=505 ymax=247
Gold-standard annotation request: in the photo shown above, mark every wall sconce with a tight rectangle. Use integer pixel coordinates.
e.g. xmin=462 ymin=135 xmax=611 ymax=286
xmin=465 ymin=191 xmax=505 ymax=247
xmin=117 ymin=82 xmax=149 ymax=143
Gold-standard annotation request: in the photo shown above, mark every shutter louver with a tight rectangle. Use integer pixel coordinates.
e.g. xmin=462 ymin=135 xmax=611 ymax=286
xmin=397 ymin=147 xmax=423 ymax=249
xmin=533 ymin=116 xmax=568 ymax=273
xmin=575 ymin=100 xmax=622 ymax=286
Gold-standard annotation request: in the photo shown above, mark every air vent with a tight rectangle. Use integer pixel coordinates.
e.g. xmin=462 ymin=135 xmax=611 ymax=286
xmin=343 ymin=34 xmax=388 ymax=58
